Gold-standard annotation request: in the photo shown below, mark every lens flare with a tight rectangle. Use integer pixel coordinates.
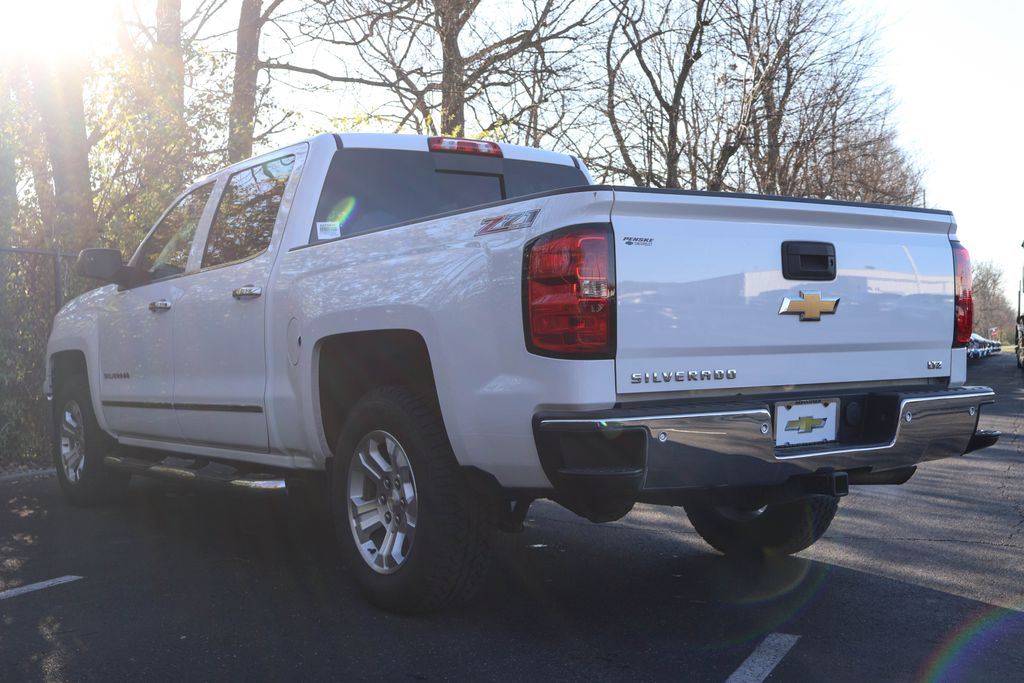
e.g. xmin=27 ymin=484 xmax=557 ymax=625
xmin=696 ymin=556 xmax=833 ymax=650
xmin=0 ymin=0 xmax=118 ymax=61
xmin=917 ymin=603 xmax=1024 ymax=682
xmin=326 ymin=196 xmax=358 ymax=230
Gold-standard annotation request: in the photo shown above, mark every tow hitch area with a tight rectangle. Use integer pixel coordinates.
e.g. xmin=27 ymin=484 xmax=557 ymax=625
xmin=706 ymin=472 xmax=850 ymax=510
xmin=796 ymin=471 xmax=850 ymax=497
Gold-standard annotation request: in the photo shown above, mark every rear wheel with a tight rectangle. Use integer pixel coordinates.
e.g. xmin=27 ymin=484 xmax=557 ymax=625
xmin=684 ymin=495 xmax=839 ymax=559
xmin=52 ymin=375 xmax=130 ymax=506
xmin=332 ymin=386 xmax=490 ymax=613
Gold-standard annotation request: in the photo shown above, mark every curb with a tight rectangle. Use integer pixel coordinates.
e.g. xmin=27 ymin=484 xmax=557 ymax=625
xmin=0 ymin=468 xmax=56 ymax=483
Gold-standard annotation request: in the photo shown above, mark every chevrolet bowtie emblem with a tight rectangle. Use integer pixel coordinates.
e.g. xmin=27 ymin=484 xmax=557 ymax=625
xmin=785 ymin=416 xmax=827 ymax=433
xmin=779 ymin=291 xmax=839 ymax=321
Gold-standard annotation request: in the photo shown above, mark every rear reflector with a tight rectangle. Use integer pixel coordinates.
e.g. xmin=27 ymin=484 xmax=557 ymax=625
xmin=952 ymin=241 xmax=973 ymax=347
xmin=525 ymin=225 xmax=614 ymax=358
xmin=427 ymin=136 xmax=502 ymax=157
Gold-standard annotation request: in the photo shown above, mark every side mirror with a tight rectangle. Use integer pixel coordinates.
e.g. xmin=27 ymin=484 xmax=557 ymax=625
xmin=75 ymin=248 xmax=125 ymax=283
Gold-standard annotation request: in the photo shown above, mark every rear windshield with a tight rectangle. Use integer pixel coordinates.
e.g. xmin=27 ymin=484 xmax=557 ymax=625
xmin=310 ymin=148 xmax=587 ymax=242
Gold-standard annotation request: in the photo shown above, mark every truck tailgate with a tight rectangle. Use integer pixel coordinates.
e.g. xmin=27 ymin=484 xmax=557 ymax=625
xmin=611 ymin=189 xmax=956 ymax=395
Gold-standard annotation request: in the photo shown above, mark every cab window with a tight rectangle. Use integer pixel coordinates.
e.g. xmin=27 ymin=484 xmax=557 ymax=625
xmin=202 ymin=155 xmax=295 ymax=268
xmin=135 ymin=183 xmax=214 ymax=279
xmin=309 ymin=149 xmax=586 ymax=242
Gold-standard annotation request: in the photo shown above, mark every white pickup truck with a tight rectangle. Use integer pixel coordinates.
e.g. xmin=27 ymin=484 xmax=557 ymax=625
xmin=47 ymin=133 xmax=1000 ymax=612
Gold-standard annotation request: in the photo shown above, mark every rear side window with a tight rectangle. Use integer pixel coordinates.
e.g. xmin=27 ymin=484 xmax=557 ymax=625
xmin=203 ymin=155 xmax=295 ymax=268
xmin=311 ymin=149 xmax=586 ymax=241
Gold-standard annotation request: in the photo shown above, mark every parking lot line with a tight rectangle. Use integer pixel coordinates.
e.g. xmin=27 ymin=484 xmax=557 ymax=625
xmin=0 ymin=575 xmax=83 ymax=601
xmin=725 ymin=633 xmax=801 ymax=683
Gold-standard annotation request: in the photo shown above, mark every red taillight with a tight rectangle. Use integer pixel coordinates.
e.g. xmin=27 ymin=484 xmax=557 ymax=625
xmin=525 ymin=226 xmax=614 ymax=358
xmin=953 ymin=242 xmax=973 ymax=347
xmin=427 ymin=136 xmax=503 ymax=157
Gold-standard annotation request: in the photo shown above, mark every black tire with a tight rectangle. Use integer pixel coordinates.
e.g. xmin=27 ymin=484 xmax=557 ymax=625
xmin=332 ymin=386 xmax=490 ymax=613
xmin=684 ymin=494 xmax=839 ymax=559
xmin=52 ymin=374 xmax=130 ymax=506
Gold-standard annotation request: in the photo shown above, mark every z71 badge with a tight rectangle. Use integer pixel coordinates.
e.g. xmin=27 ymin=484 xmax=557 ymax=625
xmin=475 ymin=209 xmax=540 ymax=236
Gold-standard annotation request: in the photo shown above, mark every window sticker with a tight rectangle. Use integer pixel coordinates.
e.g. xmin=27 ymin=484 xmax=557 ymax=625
xmin=316 ymin=221 xmax=342 ymax=240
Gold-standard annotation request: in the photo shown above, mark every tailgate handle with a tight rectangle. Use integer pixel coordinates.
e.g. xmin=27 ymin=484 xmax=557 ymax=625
xmin=782 ymin=241 xmax=836 ymax=281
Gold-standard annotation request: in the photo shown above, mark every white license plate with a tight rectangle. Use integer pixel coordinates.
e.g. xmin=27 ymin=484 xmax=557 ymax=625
xmin=775 ymin=399 xmax=839 ymax=446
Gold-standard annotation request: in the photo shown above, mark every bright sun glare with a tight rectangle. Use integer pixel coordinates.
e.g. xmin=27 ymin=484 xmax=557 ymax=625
xmin=0 ymin=0 xmax=119 ymax=62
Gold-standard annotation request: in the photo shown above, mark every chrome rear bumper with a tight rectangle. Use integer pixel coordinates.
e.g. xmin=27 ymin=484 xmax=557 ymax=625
xmin=534 ymin=386 xmax=996 ymax=494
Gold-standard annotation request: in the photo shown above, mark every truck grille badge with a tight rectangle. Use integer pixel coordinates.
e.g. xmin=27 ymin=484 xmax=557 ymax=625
xmin=779 ymin=291 xmax=840 ymax=321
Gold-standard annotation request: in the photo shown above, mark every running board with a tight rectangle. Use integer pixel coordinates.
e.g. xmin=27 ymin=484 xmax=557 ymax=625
xmin=104 ymin=454 xmax=287 ymax=493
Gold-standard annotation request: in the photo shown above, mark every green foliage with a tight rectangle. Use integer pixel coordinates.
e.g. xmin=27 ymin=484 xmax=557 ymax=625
xmin=1 ymin=35 xmax=234 ymax=468
xmin=89 ymin=46 xmax=231 ymax=255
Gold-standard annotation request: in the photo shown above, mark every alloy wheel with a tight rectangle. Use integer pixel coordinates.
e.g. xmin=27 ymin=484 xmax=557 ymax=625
xmin=59 ymin=400 xmax=86 ymax=484
xmin=347 ymin=430 xmax=419 ymax=574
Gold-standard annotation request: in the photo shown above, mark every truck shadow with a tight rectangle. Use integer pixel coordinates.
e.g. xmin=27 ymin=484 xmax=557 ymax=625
xmin=3 ymin=471 xmax=1024 ymax=681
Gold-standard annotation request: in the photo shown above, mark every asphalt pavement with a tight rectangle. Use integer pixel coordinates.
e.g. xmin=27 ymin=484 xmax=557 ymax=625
xmin=2 ymin=354 xmax=1022 ymax=681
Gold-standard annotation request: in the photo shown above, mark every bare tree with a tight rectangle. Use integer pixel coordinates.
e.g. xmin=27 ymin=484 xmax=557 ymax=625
xmin=594 ymin=0 xmax=923 ymax=204
xmin=0 ymin=68 xmax=17 ymax=236
xmin=602 ymin=0 xmax=715 ymax=187
xmin=804 ymin=123 xmax=923 ymax=205
xmin=973 ymin=261 xmax=1016 ymax=342
xmin=264 ymin=0 xmax=594 ymax=136
xmin=154 ymin=0 xmax=186 ymax=121
xmin=598 ymin=0 xmax=770 ymax=191
xmin=728 ymin=0 xmax=874 ymax=197
xmin=476 ymin=4 xmax=596 ymax=148
xmin=228 ymin=0 xmax=285 ymax=162
xmin=27 ymin=60 xmax=96 ymax=248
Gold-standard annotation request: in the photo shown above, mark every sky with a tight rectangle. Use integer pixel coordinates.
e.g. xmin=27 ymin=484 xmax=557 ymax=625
xmin=847 ymin=0 xmax=1024 ymax=308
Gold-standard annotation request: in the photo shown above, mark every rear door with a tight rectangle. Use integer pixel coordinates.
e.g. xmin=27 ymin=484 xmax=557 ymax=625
xmin=171 ymin=151 xmax=302 ymax=451
xmin=611 ymin=190 xmax=956 ymax=395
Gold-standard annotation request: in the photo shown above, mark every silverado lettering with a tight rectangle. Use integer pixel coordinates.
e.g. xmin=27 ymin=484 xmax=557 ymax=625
xmin=630 ymin=369 xmax=738 ymax=383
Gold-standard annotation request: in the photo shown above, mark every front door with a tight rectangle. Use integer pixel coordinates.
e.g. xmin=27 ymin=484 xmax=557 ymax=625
xmin=172 ymin=153 xmax=297 ymax=451
xmin=99 ymin=183 xmax=214 ymax=440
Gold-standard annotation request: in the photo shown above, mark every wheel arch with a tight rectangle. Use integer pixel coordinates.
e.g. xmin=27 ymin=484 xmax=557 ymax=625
xmin=50 ymin=349 xmax=88 ymax=388
xmin=48 ymin=350 xmax=100 ymax=430
xmin=314 ymin=329 xmax=442 ymax=465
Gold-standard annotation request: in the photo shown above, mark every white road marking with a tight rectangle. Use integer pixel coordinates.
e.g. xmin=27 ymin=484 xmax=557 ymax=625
xmin=0 ymin=575 xmax=83 ymax=601
xmin=725 ymin=633 xmax=801 ymax=683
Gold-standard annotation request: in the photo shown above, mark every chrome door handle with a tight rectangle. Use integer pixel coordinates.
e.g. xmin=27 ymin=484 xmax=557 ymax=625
xmin=232 ymin=285 xmax=263 ymax=299
xmin=148 ymin=300 xmax=172 ymax=312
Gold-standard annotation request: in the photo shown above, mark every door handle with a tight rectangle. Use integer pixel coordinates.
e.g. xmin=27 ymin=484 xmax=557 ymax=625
xmin=232 ymin=285 xmax=263 ymax=300
xmin=781 ymin=241 xmax=836 ymax=281
xmin=148 ymin=300 xmax=172 ymax=312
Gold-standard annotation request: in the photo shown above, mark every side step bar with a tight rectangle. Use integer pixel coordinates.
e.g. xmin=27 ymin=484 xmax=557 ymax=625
xmin=104 ymin=454 xmax=287 ymax=493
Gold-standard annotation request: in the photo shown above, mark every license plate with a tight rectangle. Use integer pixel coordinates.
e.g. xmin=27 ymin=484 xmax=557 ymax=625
xmin=775 ymin=399 xmax=839 ymax=447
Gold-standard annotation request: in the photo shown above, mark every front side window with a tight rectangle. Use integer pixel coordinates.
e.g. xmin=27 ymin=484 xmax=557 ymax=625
xmin=135 ymin=183 xmax=214 ymax=279
xmin=203 ymin=155 xmax=295 ymax=268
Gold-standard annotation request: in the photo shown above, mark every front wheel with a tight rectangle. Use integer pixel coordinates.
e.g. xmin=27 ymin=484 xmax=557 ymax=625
xmin=684 ymin=495 xmax=839 ymax=559
xmin=332 ymin=386 xmax=490 ymax=613
xmin=52 ymin=375 xmax=130 ymax=506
